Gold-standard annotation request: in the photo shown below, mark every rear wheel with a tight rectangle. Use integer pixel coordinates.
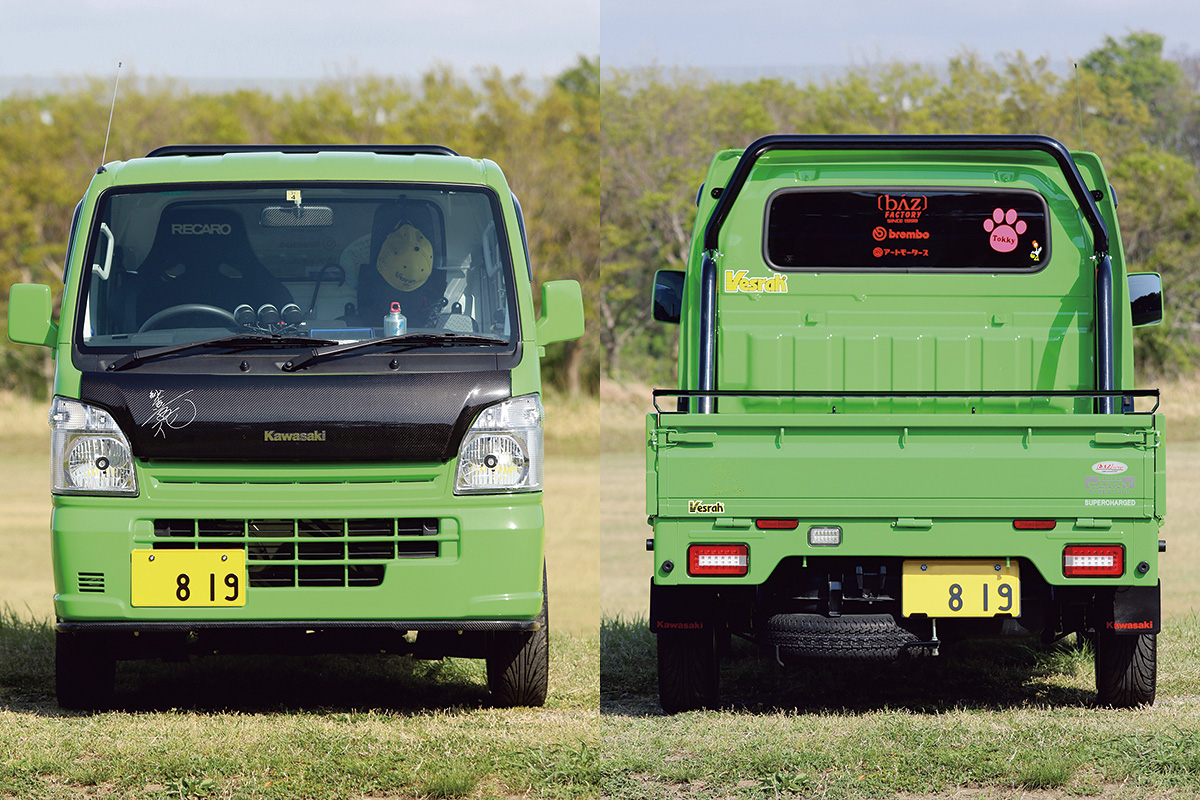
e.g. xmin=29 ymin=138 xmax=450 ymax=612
xmin=657 ymin=626 xmax=718 ymax=713
xmin=1095 ymin=632 xmax=1156 ymax=707
xmin=56 ymin=632 xmax=115 ymax=711
xmin=486 ymin=568 xmax=549 ymax=707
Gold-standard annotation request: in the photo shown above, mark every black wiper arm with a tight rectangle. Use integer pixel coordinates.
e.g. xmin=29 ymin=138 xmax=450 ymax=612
xmin=281 ymin=332 xmax=509 ymax=372
xmin=107 ymin=334 xmax=339 ymax=372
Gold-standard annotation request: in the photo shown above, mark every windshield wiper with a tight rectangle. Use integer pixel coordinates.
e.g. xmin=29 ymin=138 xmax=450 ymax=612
xmin=281 ymin=332 xmax=510 ymax=372
xmin=107 ymin=333 xmax=339 ymax=372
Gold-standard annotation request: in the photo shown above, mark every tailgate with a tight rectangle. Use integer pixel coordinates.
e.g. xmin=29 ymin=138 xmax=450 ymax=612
xmin=649 ymin=412 xmax=1161 ymax=520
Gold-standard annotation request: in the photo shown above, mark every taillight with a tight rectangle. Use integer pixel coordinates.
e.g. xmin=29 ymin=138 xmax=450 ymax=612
xmin=1014 ymin=519 xmax=1056 ymax=531
xmin=688 ymin=544 xmax=749 ymax=576
xmin=1063 ymin=545 xmax=1124 ymax=577
xmin=755 ymin=519 xmax=798 ymax=530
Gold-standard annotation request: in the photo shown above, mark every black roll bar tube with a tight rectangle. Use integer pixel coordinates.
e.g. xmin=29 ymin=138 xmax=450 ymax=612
xmin=697 ymin=134 xmax=1115 ymax=414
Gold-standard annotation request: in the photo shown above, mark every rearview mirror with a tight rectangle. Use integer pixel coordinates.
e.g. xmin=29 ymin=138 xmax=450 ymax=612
xmin=8 ymin=283 xmax=58 ymax=347
xmin=1128 ymin=272 xmax=1163 ymax=327
xmin=536 ymin=280 xmax=584 ymax=346
xmin=260 ymin=206 xmax=333 ymax=227
xmin=653 ymin=270 xmax=685 ymax=324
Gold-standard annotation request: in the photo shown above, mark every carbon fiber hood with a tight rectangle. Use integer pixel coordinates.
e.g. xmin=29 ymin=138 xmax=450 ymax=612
xmin=79 ymin=370 xmax=511 ymax=462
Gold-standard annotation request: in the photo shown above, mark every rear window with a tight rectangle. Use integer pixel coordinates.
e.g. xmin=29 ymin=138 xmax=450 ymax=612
xmin=765 ymin=188 xmax=1050 ymax=272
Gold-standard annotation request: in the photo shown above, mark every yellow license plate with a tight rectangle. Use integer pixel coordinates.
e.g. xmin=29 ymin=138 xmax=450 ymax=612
xmin=131 ymin=550 xmax=246 ymax=608
xmin=901 ymin=559 xmax=1019 ymax=618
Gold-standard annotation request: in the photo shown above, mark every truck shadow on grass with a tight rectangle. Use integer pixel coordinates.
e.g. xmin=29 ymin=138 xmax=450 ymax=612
xmin=0 ymin=613 xmax=497 ymax=715
xmin=601 ymin=616 xmax=1096 ymax=716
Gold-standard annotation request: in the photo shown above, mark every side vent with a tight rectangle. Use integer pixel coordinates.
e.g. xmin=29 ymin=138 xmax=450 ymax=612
xmin=77 ymin=572 xmax=106 ymax=593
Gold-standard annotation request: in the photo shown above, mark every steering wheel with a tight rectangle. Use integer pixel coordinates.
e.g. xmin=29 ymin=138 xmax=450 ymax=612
xmin=138 ymin=304 xmax=241 ymax=333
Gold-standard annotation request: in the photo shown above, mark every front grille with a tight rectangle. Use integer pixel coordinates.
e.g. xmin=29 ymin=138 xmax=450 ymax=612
xmin=151 ymin=518 xmax=440 ymax=588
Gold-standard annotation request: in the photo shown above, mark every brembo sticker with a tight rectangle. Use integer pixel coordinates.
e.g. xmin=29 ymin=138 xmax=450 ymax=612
xmin=688 ymin=501 xmax=725 ymax=514
xmin=724 ymin=270 xmax=788 ymax=293
xmin=1092 ymin=461 xmax=1128 ymax=475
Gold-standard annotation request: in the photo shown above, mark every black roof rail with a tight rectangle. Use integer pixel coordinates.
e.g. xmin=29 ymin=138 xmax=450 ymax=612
xmin=145 ymin=144 xmax=459 ymax=158
xmin=703 ymin=134 xmax=1107 ymax=254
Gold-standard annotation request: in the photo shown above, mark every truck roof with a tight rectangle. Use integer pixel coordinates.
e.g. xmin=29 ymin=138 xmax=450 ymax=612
xmin=96 ymin=144 xmax=503 ymax=189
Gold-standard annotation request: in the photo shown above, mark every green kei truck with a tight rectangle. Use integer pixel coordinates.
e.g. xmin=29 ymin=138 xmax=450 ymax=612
xmin=7 ymin=144 xmax=584 ymax=709
xmin=648 ymin=135 xmax=1165 ymax=712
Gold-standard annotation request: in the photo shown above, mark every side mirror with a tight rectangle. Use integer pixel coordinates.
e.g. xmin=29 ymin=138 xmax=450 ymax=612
xmin=7 ymin=283 xmax=58 ymax=347
xmin=1128 ymin=272 xmax=1163 ymax=327
xmin=535 ymin=280 xmax=584 ymax=346
xmin=653 ymin=269 xmax=685 ymax=324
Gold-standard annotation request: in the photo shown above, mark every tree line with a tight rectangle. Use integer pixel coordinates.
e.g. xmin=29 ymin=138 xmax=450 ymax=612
xmin=2 ymin=32 xmax=1198 ymax=396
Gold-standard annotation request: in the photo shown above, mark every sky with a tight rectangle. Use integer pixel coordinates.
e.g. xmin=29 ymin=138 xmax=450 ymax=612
xmin=0 ymin=0 xmax=1197 ymax=88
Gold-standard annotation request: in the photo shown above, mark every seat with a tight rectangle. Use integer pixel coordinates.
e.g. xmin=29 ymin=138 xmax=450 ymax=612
xmin=135 ymin=205 xmax=293 ymax=329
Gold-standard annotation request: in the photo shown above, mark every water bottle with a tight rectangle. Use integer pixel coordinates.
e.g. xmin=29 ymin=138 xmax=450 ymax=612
xmin=384 ymin=301 xmax=406 ymax=337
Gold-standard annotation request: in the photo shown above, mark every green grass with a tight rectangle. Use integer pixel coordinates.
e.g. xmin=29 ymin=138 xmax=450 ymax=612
xmin=600 ymin=615 xmax=1200 ymax=797
xmin=1 ymin=607 xmax=600 ymax=799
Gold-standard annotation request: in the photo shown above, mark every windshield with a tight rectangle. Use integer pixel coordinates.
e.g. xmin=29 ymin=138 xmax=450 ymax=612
xmin=78 ymin=184 xmax=518 ymax=350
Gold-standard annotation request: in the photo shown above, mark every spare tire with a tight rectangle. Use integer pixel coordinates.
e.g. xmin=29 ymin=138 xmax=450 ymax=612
xmin=763 ymin=613 xmax=919 ymax=661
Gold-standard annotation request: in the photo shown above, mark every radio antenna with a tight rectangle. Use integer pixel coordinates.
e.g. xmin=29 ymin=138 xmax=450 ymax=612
xmin=1074 ymin=62 xmax=1085 ymax=150
xmin=99 ymin=61 xmax=123 ymax=170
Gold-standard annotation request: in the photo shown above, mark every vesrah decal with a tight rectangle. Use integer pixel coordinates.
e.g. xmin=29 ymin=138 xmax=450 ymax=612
xmin=264 ymin=430 xmax=327 ymax=442
xmin=724 ymin=270 xmax=788 ymax=293
xmin=688 ymin=500 xmax=725 ymax=514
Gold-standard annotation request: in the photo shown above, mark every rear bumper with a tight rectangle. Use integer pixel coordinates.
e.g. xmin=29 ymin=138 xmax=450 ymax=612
xmin=648 ymin=516 xmax=1162 ymax=589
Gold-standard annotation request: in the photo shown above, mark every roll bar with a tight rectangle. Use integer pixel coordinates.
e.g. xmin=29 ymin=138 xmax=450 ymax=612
xmin=697 ymin=134 xmax=1115 ymax=414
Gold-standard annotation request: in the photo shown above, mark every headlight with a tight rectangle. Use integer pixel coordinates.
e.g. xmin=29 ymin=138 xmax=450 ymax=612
xmin=50 ymin=397 xmax=138 ymax=495
xmin=454 ymin=394 xmax=543 ymax=494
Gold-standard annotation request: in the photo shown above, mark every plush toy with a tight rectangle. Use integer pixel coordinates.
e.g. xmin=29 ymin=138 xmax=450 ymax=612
xmin=376 ymin=222 xmax=433 ymax=292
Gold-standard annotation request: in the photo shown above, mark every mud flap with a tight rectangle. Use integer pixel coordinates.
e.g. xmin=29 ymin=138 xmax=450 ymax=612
xmin=1093 ymin=581 xmax=1160 ymax=636
xmin=650 ymin=581 xmax=716 ymax=634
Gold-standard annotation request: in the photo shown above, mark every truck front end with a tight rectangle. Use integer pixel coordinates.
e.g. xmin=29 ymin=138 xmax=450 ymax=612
xmin=10 ymin=145 xmax=583 ymax=709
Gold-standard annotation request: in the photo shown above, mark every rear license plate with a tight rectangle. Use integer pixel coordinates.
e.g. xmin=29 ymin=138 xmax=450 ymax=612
xmin=131 ymin=550 xmax=246 ymax=608
xmin=901 ymin=559 xmax=1020 ymax=618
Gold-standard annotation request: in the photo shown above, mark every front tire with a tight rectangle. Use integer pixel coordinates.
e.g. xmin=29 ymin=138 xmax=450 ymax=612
xmin=486 ymin=569 xmax=549 ymax=707
xmin=56 ymin=632 xmax=115 ymax=711
xmin=657 ymin=626 xmax=718 ymax=713
xmin=1095 ymin=631 xmax=1156 ymax=707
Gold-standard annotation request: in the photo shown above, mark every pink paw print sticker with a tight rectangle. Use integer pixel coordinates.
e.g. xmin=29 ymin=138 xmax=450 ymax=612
xmin=983 ymin=208 xmax=1026 ymax=253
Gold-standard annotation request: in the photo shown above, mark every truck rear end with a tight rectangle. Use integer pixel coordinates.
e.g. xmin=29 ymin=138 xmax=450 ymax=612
xmin=647 ymin=135 xmax=1165 ymax=712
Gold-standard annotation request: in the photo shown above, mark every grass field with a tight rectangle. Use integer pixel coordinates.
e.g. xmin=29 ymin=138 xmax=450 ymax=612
xmin=4 ymin=384 xmax=1200 ymax=798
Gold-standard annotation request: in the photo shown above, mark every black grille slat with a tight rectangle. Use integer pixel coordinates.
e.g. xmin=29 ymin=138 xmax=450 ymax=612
xmin=249 ymin=565 xmax=295 ymax=588
xmin=397 ymin=542 xmax=439 ymax=558
xmin=347 ymin=565 xmax=386 ymax=586
xmin=249 ymin=519 xmax=293 ymax=537
xmin=198 ymin=519 xmax=244 ymax=537
xmin=397 ymin=518 xmax=438 ymax=537
xmin=154 ymin=519 xmax=195 ymax=538
xmin=299 ymin=542 xmax=345 ymax=560
xmin=248 ymin=543 xmax=294 ymax=561
xmin=299 ymin=519 xmax=343 ymax=537
xmin=348 ymin=541 xmax=395 ymax=560
xmin=348 ymin=519 xmax=393 ymax=537
xmin=149 ymin=518 xmax=439 ymax=588
xmin=299 ymin=565 xmax=345 ymax=587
